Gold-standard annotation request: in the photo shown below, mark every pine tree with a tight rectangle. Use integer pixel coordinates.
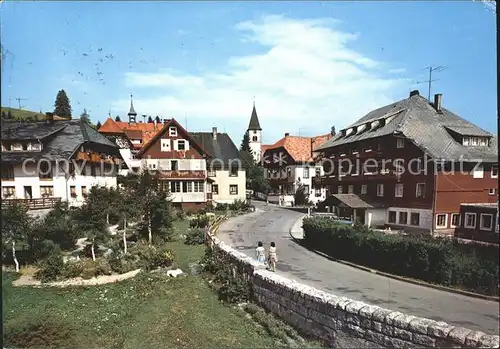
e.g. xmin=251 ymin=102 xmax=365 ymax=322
xmin=96 ymin=121 xmax=102 ymax=129
xmin=155 ymin=116 xmax=161 ymax=123
xmin=54 ymin=89 xmax=72 ymax=118
xmin=240 ymin=132 xmax=251 ymax=152
xmin=7 ymin=111 xmax=13 ymax=119
xmin=1 ymin=111 xmax=6 ymax=119
xmin=115 ymin=116 xmax=121 ymax=122
xmin=80 ymin=108 xmax=91 ymax=124
xmin=147 ymin=116 xmax=154 ymax=123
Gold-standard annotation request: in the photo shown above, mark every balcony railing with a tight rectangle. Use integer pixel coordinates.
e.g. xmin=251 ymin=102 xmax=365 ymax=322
xmin=1 ymin=197 xmax=62 ymax=210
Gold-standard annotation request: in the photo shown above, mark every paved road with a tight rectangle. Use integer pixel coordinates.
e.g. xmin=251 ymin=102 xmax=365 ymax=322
xmin=217 ymin=201 xmax=499 ymax=334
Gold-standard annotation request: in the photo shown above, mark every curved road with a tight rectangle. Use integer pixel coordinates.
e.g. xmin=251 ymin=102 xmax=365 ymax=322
xmin=217 ymin=201 xmax=499 ymax=334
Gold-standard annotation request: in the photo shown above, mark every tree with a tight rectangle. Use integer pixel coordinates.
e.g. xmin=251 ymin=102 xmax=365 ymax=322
xmin=31 ymin=201 xmax=77 ymax=250
xmin=240 ymin=132 xmax=251 ymax=153
xmin=116 ymin=188 xmax=139 ymax=254
xmin=80 ymin=108 xmax=91 ymax=124
xmin=96 ymin=121 xmax=102 ymax=129
xmin=73 ymin=187 xmax=109 ymax=261
xmin=1 ymin=203 xmax=32 ymax=272
xmin=135 ymin=171 xmax=173 ymax=245
xmin=330 ymin=125 xmax=336 ymax=137
xmin=54 ymin=89 xmax=72 ymax=118
xmin=247 ymin=164 xmax=271 ymax=194
xmin=155 ymin=116 xmax=161 ymax=123
xmin=147 ymin=116 xmax=154 ymax=123
xmin=1 ymin=111 xmax=6 ymax=119
xmin=115 ymin=116 xmax=121 ymax=122
xmin=294 ymin=184 xmax=310 ymax=207
xmin=7 ymin=110 xmax=13 ymax=119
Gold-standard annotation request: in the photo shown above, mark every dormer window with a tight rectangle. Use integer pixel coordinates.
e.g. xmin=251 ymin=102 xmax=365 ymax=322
xmin=169 ymin=126 xmax=177 ymax=137
xmin=11 ymin=143 xmax=22 ymax=151
xmin=345 ymin=128 xmax=354 ymax=136
xmin=463 ymin=136 xmax=489 ymax=147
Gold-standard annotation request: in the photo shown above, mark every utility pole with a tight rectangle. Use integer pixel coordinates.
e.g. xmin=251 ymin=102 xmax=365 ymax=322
xmin=414 ymin=66 xmax=447 ymax=101
xmin=15 ymin=97 xmax=28 ymax=109
xmin=185 ymin=113 xmax=187 ymax=131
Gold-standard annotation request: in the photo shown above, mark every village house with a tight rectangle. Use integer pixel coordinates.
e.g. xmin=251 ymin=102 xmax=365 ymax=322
xmin=190 ymin=127 xmax=247 ymax=204
xmin=98 ymin=96 xmax=161 ymax=175
xmin=313 ymin=90 xmax=498 ymax=239
xmin=262 ymin=132 xmax=333 ymax=206
xmin=1 ymin=114 xmax=122 ymax=210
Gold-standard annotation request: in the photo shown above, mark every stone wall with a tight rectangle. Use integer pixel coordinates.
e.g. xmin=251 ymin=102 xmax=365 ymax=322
xmin=206 ymin=227 xmax=499 ymax=348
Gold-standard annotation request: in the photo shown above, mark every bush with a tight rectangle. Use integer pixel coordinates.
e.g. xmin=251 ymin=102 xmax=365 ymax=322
xmin=82 ymin=243 xmax=101 ymax=259
xmin=34 ymin=248 xmax=64 ymax=282
xmin=189 ymin=215 xmax=210 ymax=229
xmin=185 ymin=228 xmax=206 ymax=245
xmin=129 ymin=243 xmax=175 ymax=271
xmin=302 ymin=216 xmax=499 ymax=295
xmin=79 ymin=258 xmax=113 ymax=279
xmin=108 ymin=251 xmax=141 ymax=274
xmin=229 ymin=199 xmax=250 ymax=212
xmin=215 ymin=203 xmax=229 ymax=212
xmin=61 ymin=261 xmax=84 ymax=279
xmin=31 ymin=240 xmax=59 ymax=263
xmin=215 ymin=265 xmax=252 ymax=304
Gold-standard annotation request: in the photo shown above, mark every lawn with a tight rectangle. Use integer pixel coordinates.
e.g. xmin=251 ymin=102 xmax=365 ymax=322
xmin=1 ymin=107 xmax=68 ymax=121
xmin=3 ymin=218 xmax=317 ymax=349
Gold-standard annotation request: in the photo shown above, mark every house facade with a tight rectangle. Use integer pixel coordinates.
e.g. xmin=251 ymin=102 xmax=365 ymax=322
xmin=262 ymin=132 xmax=333 ymax=206
xmin=454 ymin=203 xmax=499 ymax=244
xmin=314 ymin=90 xmax=498 ymax=237
xmin=191 ymin=127 xmax=247 ymax=204
xmin=98 ymin=96 xmax=162 ymax=175
xmin=1 ymin=115 xmax=122 ymax=209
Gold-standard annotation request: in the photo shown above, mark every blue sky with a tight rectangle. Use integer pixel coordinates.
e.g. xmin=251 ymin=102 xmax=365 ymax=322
xmin=1 ymin=1 xmax=496 ymax=145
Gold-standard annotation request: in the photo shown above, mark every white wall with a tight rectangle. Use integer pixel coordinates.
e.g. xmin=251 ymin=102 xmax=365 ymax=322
xmin=365 ymin=208 xmax=386 ymax=227
xmin=1 ymin=162 xmax=117 ymax=206
xmin=142 ymin=158 xmax=206 ymax=171
xmin=248 ymin=129 xmax=262 ymax=163
xmin=211 ymin=169 xmax=246 ymax=204
xmin=386 ymin=207 xmax=433 ymax=231
xmin=170 ymin=192 xmax=206 ymax=203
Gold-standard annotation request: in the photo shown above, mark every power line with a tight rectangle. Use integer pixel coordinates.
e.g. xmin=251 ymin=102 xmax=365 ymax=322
xmin=15 ymin=97 xmax=28 ymax=109
xmin=413 ymin=66 xmax=448 ymax=101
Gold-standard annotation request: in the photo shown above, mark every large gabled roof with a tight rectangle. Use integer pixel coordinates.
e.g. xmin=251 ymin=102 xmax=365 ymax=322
xmin=315 ymin=91 xmax=497 ymax=162
xmin=190 ymin=132 xmax=244 ymax=167
xmin=1 ymin=119 xmax=119 ymax=163
xmin=98 ymin=117 xmax=162 ymax=145
xmin=136 ymin=118 xmax=211 ymax=158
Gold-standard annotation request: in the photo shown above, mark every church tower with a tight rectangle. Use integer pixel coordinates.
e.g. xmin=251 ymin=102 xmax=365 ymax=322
xmin=128 ymin=94 xmax=137 ymax=123
xmin=247 ymin=101 xmax=262 ymax=163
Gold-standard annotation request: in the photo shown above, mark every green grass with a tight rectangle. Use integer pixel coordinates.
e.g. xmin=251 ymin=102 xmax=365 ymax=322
xmin=4 ymin=218 xmax=317 ymax=349
xmin=1 ymin=106 xmax=68 ymax=121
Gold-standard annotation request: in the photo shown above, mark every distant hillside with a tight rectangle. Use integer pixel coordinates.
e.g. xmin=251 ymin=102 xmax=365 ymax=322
xmin=1 ymin=107 xmax=69 ymax=121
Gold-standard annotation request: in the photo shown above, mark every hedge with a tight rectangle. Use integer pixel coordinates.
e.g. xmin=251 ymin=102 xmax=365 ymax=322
xmin=303 ymin=217 xmax=499 ymax=296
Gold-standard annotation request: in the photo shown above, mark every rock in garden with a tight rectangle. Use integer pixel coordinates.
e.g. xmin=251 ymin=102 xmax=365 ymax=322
xmin=166 ymin=269 xmax=184 ymax=278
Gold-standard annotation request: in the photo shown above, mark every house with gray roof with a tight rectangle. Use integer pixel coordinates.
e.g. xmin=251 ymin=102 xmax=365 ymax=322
xmin=313 ymin=90 xmax=498 ymax=238
xmin=1 ymin=114 xmax=122 ymax=209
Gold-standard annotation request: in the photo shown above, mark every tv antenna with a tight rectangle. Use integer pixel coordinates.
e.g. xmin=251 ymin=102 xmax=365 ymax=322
xmin=414 ymin=66 xmax=448 ymax=101
xmin=15 ymin=97 xmax=28 ymax=109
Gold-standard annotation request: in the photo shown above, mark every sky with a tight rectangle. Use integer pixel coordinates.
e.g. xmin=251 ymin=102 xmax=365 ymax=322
xmin=1 ymin=1 xmax=497 ymax=145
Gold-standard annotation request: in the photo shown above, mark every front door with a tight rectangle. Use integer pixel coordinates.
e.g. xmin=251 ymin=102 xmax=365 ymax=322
xmin=24 ymin=186 xmax=32 ymax=199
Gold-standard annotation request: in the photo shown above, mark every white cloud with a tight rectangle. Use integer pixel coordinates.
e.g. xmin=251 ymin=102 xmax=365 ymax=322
xmin=112 ymin=14 xmax=409 ymax=143
xmin=388 ymin=68 xmax=406 ymax=74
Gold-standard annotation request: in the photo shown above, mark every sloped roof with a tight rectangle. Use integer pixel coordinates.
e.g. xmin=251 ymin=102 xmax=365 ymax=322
xmin=264 ymin=133 xmax=332 ymax=162
xmin=1 ymin=119 xmax=119 ymax=163
xmin=136 ymin=118 xmax=211 ymax=158
xmin=315 ymin=92 xmax=496 ymax=162
xmin=1 ymin=120 xmax=67 ymax=140
xmin=248 ymin=105 xmax=262 ymax=130
xmin=190 ymin=132 xmax=244 ymax=167
xmin=98 ymin=117 xmax=163 ymax=146
xmin=331 ymin=194 xmax=385 ymax=209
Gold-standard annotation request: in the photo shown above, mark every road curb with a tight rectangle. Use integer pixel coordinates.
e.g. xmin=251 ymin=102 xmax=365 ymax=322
xmin=288 ymin=224 xmax=500 ymax=303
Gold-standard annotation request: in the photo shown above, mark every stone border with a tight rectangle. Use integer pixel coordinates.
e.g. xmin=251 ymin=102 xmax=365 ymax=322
xmin=12 ymin=269 xmax=142 ymax=288
xmin=206 ymin=219 xmax=499 ymax=348
xmin=288 ymin=215 xmax=500 ymax=303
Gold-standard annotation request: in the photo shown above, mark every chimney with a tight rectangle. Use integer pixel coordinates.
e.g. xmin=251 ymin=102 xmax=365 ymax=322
xmin=409 ymin=90 xmax=419 ymax=97
xmin=45 ymin=112 xmax=54 ymax=123
xmin=434 ymin=93 xmax=442 ymax=112
xmin=212 ymin=127 xmax=217 ymax=140
xmin=285 ymin=132 xmax=290 ymax=137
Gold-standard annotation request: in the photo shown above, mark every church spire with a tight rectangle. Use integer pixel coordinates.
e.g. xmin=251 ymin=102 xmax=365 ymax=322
xmin=128 ymin=94 xmax=137 ymax=123
xmin=248 ymin=99 xmax=262 ymax=131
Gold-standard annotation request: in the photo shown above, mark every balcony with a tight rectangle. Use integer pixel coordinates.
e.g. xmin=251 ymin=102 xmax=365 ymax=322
xmin=156 ymin=170 xmax=207 ymax=179
xmin=75 ymin=151 xmax=121 ymax=164
xmin=1 ymin=197 xmax=62 ymax=210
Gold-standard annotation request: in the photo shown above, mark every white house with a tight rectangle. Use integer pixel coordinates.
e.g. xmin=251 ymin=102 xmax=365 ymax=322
xmin=191 ymin=127 xmax=247 ymax=204
xmin=1 ymin=116 xmax=122 ymax=210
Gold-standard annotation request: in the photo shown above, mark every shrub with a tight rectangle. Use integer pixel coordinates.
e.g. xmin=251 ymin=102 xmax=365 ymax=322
xmin=229 ymin=199 xmax=250 ymax=212
xmin=215 ymin=203 xmax=229 ymax=212
xmin=61 ymin=261 xmax=84 ymax=279
xmin=82 ymin=243 xmax=101 ymax=258
xmin=129 ymin=243 xmax=175 ymax=271
xmin=31 ymin=240 xmax=59 ymax=263
xmin=215 ymin=265 xmax=252 ymax=304
xmin=34 ymin=248 xmax=64 ymax=282
xmin=185 ymin=228 xmax=206 ymax=245
xmin=78 ymin=258 xmax=113 ymax=279
xmin=189 ymin=215 xmax=210 ymax=229
xmin=174 ymin=209 xmax=186 ymax=220
xmin=302 ymin=216 xmax=499 ymax=295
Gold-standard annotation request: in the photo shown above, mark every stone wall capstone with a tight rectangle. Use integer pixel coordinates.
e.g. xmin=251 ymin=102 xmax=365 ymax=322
xmin=205 ymin=221 xmax=500 ymax=348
